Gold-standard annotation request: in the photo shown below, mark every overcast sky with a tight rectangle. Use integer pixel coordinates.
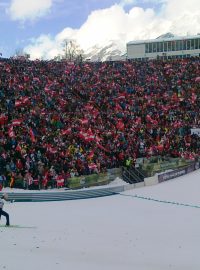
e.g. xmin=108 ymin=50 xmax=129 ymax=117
xmin=0 ymin=0 xmax=200 ymax=59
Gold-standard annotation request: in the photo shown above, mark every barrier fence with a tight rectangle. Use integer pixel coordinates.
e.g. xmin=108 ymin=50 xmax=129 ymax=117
xmin=158 ymin=161 xmax=199 ymax=183
xmin=141 ymin=156 xmax=189 ymax=177
xmin=68 ymin=168 xmax=121 ymax=189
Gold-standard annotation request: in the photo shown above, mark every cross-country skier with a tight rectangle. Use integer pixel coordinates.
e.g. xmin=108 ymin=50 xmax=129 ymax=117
xmin=0 ymin=194 xmax=10 ymax=226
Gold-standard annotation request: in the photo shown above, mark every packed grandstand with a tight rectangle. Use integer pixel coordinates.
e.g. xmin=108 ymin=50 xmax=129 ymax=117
xmin=0 ymin=57 xmax=199 ymax=189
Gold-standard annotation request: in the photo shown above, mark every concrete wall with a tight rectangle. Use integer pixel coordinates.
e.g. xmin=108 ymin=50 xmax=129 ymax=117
xmin=127 ymin=44 xmax=145 ymax=58
xmin=144 ymin=175 xmax=158 ymax=186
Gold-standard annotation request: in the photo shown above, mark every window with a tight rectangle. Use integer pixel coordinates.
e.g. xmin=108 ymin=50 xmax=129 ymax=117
xmin=167 ymin=41 xmax=172 ymax=51
xmin=191 ymin=39 xmax=194 ymax=50
xmin=172 ymin=41 xmax=176 ymax=51
xmin=149 ymin=43 xmax=153 ymax=53
xmin=176 ymin=40 xmax=181 ymax=51
xmin=153 ymin=43 xmax=157 ymax=52
xmin=183 ymin=40 xmax=187 ymax=50
xmin=158 ymin=42 xmax=163 ymax=52
xmin=195 ymin=39 xmax=199 ymax=49
xmin=145 ymin=43 xmax=149 ymax=53
xmin=164 ymin=42 xmax=167 ymax=52
xmin=186 ymin=40 xmax=191 ymax=50
xmin=180 ymin=40 xmax=183 ymax=51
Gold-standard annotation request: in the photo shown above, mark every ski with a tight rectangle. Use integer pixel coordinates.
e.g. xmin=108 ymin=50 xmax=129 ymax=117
xmin=0 ymin=224 xmax=37 ymax=229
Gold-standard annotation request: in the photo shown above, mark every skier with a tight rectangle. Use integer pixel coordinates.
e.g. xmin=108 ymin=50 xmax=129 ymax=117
xmin=0 ymin=193 xmax=10 ymax=226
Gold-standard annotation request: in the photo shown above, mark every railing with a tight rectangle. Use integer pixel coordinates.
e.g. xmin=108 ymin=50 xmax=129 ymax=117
xmin=133 ymin=167 xmax=146 ymax=180
xmin=122 ymin=167 xmax=144 ymax=184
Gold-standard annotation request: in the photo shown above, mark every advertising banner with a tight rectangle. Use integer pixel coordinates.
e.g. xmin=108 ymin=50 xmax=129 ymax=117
xmin=158 ymin=168 xmax=187 ymax=183
xmin=158 ymin=162 xmax=198 ymax=183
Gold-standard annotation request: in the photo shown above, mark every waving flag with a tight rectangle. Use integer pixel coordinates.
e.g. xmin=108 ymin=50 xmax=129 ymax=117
xmin=0 ymin=114 xmax=8 ymax=125
xmin=79 ymin=119 xmax=89 ymax=125
xmin=195 ymin=77 xmax=200 ymax=82
xmin=12 ymin=119 xmax=22 ymax=126
xmin=8 ymin=126 xmax=15 ymax=138
xmin=116 ymin=120 xmax=125 ymax=131
xmin=61 ymin=128 xmax=71 ymax=136
xmin=96 ymin=143 xmax=110 ymax=153
xmin=29 ymin=128 xmax=36 ymax=143
xmin=15 ymin=100 xmax=22 ymax=107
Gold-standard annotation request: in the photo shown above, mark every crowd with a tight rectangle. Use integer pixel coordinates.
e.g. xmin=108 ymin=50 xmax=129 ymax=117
xmin=0 ymin=57 xmax=199 ymax=189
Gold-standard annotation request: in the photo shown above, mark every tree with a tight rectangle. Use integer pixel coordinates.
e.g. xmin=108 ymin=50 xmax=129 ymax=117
xmin=62 ymin=39 xmax=84 ymax=62
xmin=13 ymin=48 xmax=30 ymax=60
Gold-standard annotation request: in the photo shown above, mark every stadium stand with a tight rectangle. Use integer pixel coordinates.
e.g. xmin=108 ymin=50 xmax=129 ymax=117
xmin=0 ymin=57 xmax=199 ymax=189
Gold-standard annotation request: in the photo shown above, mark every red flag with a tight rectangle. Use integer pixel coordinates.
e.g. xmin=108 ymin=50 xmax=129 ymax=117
xmin=33 ymin=77 xmax=40 ymax=82
xmin=94 ymin=135 xmax=102 ymax=143
xmin=195 ymin=76 xmax=200 ymax=82
xmin=146 ymin=115 xmax=152 ymax=122
xmin=29 ymin=128 xmax=36 ymax=143
xmin=91 ymin=108 xmax=99 ymax=118
xmin=44 ymin=86 xmax=50 ymax=93
xmin=16 ymin=144 xmax=22 ymax=153
xmin=61 ymin=128 xmax=71 ymax=136
xmin=79 ymin=119 xmax=89 ymax=125
xmin=116 ymin=120 xmax=125 ymax=131
xmin=48 ymin=146 xmax=57 ymax=154
xmin=12 ymin=119 xmax=22 ymax=126
xmin=8 ymin=126 xmax=15 ymax=138
xmin=84 ymin=104 xmax=93 ymax=110
xmin=117 ymin=93 xmax=126 ymax=100
xmin=88 ymin=163 xmax=97 ymax=170
xmin=22 ymin=97 xmax=29 ymax=104
xmin=96 ymin=143 xmax=110 ymax=153
xmin=79 ymin=130 xmax=95 ymax=142
xmin=15 ymin=100 xmax=22 ymax=107
xmin=24 ymin=75 xmax=29 ymax=82
xmin=0 ymin=114 xmax=8 ymax=125
xmin=87 ymin=151 xmax=95 ymax=160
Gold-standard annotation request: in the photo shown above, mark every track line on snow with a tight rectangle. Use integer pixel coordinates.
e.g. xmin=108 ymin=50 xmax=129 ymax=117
xmin=117 ymin=193 xmax=200 ymax=209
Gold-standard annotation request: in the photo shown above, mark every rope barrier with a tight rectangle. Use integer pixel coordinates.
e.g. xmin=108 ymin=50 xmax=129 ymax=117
xmin=118 ymin=192 xmax=200 ymax=209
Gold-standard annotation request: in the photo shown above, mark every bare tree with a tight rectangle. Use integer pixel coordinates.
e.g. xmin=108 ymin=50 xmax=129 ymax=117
xmin=15 ymin=48 xmax=24 ymax=57
xmin=62 ymin=39 xmax=84 ymax=62
xmin=13 ymin=48 xmax=30 ymax=59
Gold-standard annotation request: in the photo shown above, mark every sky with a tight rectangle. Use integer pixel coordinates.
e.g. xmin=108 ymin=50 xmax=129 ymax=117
xmin=0 ymin=0 xmax=200 ymax=59
xmin=1 ymin=169 xmax=200 ymax=270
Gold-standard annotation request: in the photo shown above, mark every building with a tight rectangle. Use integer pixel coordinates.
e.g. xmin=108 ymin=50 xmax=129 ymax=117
xmin=127 ymin=34 xmax=200 ymax=60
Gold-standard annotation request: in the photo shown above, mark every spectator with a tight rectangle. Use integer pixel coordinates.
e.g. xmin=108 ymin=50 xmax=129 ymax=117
xmin=0 ymin=57 xmax=199 ymax=189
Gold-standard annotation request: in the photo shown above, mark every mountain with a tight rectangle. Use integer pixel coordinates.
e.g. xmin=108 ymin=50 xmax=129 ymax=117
xmin=83 ymin=40 xmax=126 ymax=62
xmin=155 ymin=32 xmax=175 ymax=39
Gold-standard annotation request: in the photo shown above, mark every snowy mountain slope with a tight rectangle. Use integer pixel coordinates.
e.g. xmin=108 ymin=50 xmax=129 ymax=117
xmin=83 ymin=40 xmax=126 ymax=61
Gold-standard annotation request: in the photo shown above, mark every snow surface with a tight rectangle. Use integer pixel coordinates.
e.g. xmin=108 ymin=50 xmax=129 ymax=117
xmin=0 ymin=170 xmax=200 ymax=270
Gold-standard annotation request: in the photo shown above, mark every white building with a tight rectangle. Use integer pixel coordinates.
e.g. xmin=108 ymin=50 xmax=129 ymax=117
xmin=127 ymin=34 xmax=200 ymax=60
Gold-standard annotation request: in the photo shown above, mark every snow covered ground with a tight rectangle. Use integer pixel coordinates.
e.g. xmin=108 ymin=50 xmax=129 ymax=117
xmin=0 ymin=169 xmax=200 ymax=270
